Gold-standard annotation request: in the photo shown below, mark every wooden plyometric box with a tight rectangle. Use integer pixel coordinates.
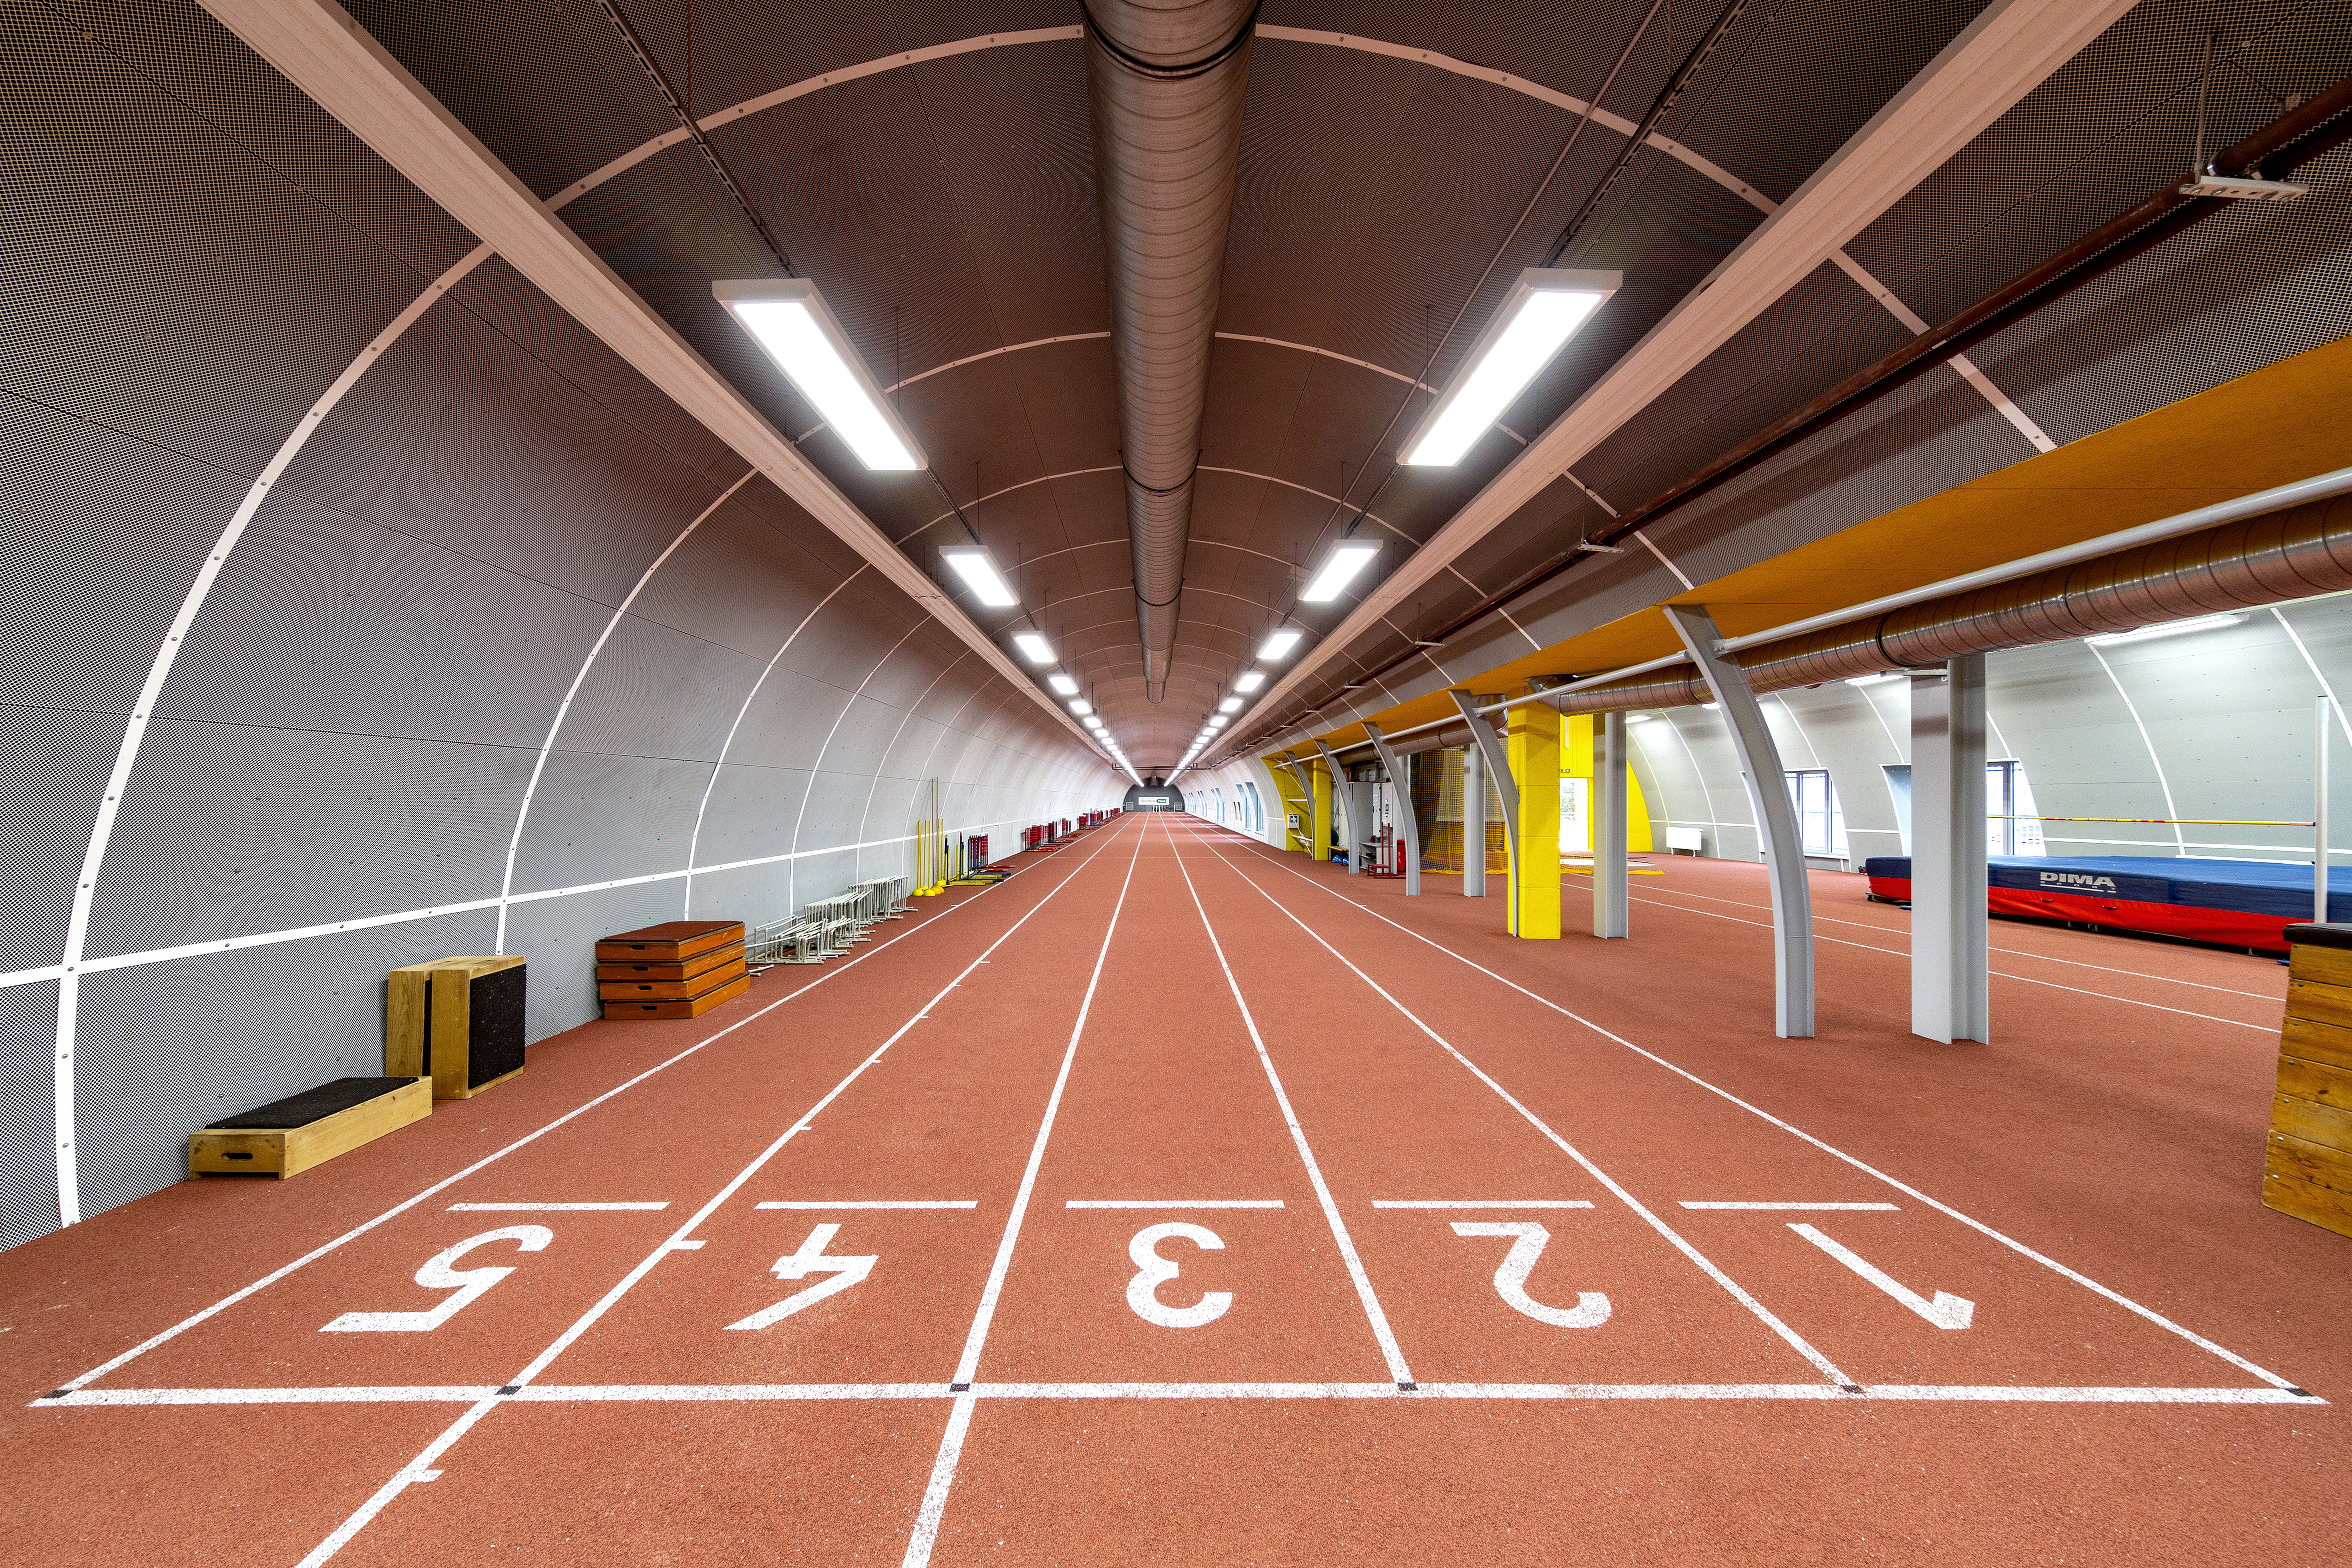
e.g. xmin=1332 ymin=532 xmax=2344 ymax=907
xmin=601 ymin=970 xmax=752 ymax=1021
xmin=190 ymin=1077 xmax=430 ymax=1179
xmin=386 ymin=954 xmax=527 ymax=1100
xmin=594 ymin=920 xmax=744 ymax=965
xmin=2265 ymin=925 xmax=2352 ymax=1238
xmin=594 ymin=938 xmax=746 ymax=987
xmin=597 ymin=956 xmax=748 ymax=1004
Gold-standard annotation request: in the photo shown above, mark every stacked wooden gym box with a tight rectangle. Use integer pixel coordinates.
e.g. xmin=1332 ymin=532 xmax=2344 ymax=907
xmin=2266 ymin=923 xmax=2352 ymax=1238
xmin=597 ymin=920 xmax=748 ymax=1019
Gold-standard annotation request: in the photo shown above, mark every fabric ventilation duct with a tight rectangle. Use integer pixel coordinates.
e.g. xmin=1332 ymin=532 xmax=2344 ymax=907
xmin=1086 ymin=0 xmax=1255 ymax=702
xmin=1553 ymin=493 xmax=2352 ymax=714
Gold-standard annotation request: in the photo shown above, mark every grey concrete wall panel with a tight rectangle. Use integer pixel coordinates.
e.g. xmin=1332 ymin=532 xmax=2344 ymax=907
xmin=0 ymin=705 xmax=125 ymax=972
xmin=70 ymin=911 xmax=498 ymax=1219
xmin=86 ymin=724 xmax=523 ymax=960
xmin=533 ymin=613 xmax=767 ymax=764
xmin=509 ymin=751 xmax=716 ymax=895
xmin=0 ymin=981 xmax=61 ymax=1251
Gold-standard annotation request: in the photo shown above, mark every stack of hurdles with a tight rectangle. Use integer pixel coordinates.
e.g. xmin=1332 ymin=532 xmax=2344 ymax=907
xmin=597 ymin=920 xmax=748 ymax=1019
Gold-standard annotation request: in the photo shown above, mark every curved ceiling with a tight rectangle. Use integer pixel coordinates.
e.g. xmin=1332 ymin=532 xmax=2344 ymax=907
xmin=265 ymin=0 xmax=2352 ymax=773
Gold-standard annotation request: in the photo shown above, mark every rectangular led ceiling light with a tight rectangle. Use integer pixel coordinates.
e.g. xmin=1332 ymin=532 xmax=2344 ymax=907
xmin=1012 ymin=631 xmax=1055 ymax=663
xmin=2085 ymin=613 xmax=2245 ymax=646
xmin=1400 ymin=269 xmax=1620 ymax=466
xmin=713 ymin=280 xmax=926 ymax=470
xmin=1208 ymin=714 xmax=1228 ymax=728
xmin=1300 ymin=541 xmax=1381 ymax=603
xmin=1047 ymin=673 xmax=1080 ymax=696
xmin=1069 ymin=699 xmax=1093 ymax=715
xmin=1258 ymin=627 xmax=1303 ymax=660
xmin=1234 ymin=670 xmax=1266 ymax=692
xmin=941 ymin=547 xmax=1017 ymax=607
xmin=1218 ymin=697 xmax=1243 ymax=713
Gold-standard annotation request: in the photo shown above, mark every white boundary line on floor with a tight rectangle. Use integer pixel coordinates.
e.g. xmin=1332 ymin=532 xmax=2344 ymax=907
xmin=289 ymin=817 xmax=1142 ymax=1567
xmin=1210 ymin=832 xmax=2311 ymax=1397
xmin=902 ymin=815 xmax=1152 ymax=1568
xmin=1373 ymin=1200 xmax=1595 ymax=1209
xmin=1630 ymin=883 xmax=2288 ymax=1001
xmin=1172 ymin=832 xmax=1415 ymax=1386
xmin=1064 ymin=1199 xmax=1285 ymax=1208
xmin=1625 ymin=892 xmax=2276 ymax=1030
xmin=1180 ymin=826 xmax=1853 ymax=1389
xmin=41 ymin=1379 xmax=2316 ymax=1407
xmin=44 ymin=834 xmax=1098 ymax=1399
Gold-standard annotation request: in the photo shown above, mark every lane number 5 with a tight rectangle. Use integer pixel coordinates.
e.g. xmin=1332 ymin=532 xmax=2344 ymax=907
xmin=1451 ymin=1221 xmax=1610 ymax=1329
xmin=321 ymin=1225 xmax=554 ymax=1333
xmin=1126 ymin=1222 xmax=1232 ymax=1329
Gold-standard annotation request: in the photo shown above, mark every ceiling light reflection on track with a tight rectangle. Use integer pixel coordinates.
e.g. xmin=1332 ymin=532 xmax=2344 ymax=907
xmin=1400 ymin=269 xmax=1619 ymax=466
xmin=941 ymin=547 xmax=1017 ymax=607
xmin=713 ymin=279 xmax=925 ymax=470
xmin=1300 ymin=541 xmax=1381 ymax=603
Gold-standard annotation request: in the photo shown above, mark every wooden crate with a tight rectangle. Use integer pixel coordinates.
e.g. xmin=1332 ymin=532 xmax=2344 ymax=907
xmin=602 ymin=970 xmax=751 ymax=1020
xmin=386 ymin=955 xmax=527 ymax=1100
xmin=594 ymin=939 xmax=746 ymax=985
xmin=190 ymin=1077 xmax=430 ymax=1179
xmin=594 ymin=921 xmax=744 ymax=966
xmin=2266 ymin=926 xmax=2352 ymax=1238
xmin=599 ymin=956 xmax=748 ymax=1003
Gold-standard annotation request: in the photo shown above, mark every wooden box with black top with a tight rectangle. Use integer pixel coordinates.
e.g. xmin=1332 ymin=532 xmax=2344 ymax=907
xmin=190 ymin=1077 xmax=430 ymax=1178
xmin=2266 ymin=924 xmax=2352 ymax=1238
xmin=386 ymin=954 xmax=527 ymax=1099
xmin=595 ymin=921 xmax=748 ymax=1019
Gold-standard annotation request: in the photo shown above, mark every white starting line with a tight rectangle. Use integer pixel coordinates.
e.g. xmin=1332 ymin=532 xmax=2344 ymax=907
xmin=37 ymin=1380 xmax=2322 ymax=1407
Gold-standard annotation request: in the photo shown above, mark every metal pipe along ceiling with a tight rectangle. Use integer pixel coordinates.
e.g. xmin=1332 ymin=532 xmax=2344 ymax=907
xmin=1553 ymin=493 xmax=2352 ymax=715
xmin=1086 ymin=0 xmax=1255 ymax=703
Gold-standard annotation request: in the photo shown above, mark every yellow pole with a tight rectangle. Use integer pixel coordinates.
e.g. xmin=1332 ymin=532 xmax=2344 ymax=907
xmin=1310 ymin=757 xmax=1333 ymax=862
xmin=1507 ymin=701 xmax=1562 ymax=938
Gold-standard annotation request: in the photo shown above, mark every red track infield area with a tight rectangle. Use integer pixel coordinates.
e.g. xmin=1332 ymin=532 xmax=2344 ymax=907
xmin=6 ymin=812 xmax=2349 ymax=1565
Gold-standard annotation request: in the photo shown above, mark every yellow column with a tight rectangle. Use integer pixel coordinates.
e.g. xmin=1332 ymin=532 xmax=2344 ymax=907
xmin=1309 ymin=758 xmax=1333 ymax=862
xmin=1507 ymin=702 xmax=1561 ymax=937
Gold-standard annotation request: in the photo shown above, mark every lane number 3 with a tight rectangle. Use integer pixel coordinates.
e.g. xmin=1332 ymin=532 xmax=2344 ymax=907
xmin=1126 ymin=1222 xmax=1232 ymax=1329
xmin=1451 ymin=1221 xmax=1611 ymax=1329
xmin=321 ymin=1225 xmax=554 ymax=1333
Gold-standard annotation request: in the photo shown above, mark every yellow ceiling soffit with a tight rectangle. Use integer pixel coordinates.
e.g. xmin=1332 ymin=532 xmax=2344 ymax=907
xmin=1271 ymin=331 xmax=2352 ymax=761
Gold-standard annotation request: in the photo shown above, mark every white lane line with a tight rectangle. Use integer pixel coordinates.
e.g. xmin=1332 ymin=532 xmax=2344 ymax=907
xmin=42 ymin=1380 xmax=2322 ymax=1407
xmin=1221 ymin=837 xmax=2310 ymax=1395
xmin=283 ymin=825 xmax=1138 ymax=1564
xmin=903 ymin=815 xmax=1151 ymax=1568
xmin=1680 ymin=1201 xmax=1898 ymax=1211
xmin=1171 ymin=831 xmax=1416 ymax=1387
xmin=756 ymin=1200 xmax=979 ymax=1210
xmin=1373 ymin=1200 xmax=1595 ymax=1209
xmin=449 ymin=1213 xmax=672 ymax=1222
xmin=1684 ymin=1213 xmax=1900 ymax=1222
xmin=1063 ymin=1199 xmax=1286 ymax=1209
xmin=1193 ymin=839 xmax=1851 ymax=1388
xmin=48 ymin=840 xmax=1087 ymax=1399
xmin=1628 ymin=892 xmax=2280 ymax=1025
xmin=448 ymin=1202 xmax=670 ymax=1212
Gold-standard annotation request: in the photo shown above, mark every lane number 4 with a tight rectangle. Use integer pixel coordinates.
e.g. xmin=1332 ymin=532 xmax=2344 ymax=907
xmin=1126 ymin=1222 xmax=1232 ymax=1329
xmin=727 ymin=1223 xmax=877 ymax=1331
xmin=321 ymin=1225 xmax=554 ymax=1333
xmin=1451 ymin=1222 xmax=1610 ymax=1329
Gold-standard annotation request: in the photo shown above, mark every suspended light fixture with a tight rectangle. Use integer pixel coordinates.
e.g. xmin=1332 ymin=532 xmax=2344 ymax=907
xmin=1400 ymin=269 xmax=1620 ymax=466
xmin=1234 ymin=670 xmax=1266 ymax=692
xmin=713 ymin=279 xmax=926 ymax=470
xmin=1300 ymin=541 xmax=1381 ymax=603
xmin=1012 ymin=631 xmax=1055 ymax=663
xmin=1069 ymin=699 xmax=1094 ymax=716
xmin=940 ymin=546 xmax=1017 ymax=607
xmin=2085 ymin=613 xmax=2245 ymax=647
xmin=1047 ymin=673 xmax=1080 ymax=696
xmin=1258 ymin=627 xmax=1303 ymax=660
xmin=1218 ymin=697 xmax=1243 ymax=713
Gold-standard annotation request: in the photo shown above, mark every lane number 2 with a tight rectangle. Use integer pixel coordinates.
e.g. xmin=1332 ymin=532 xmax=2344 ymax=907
xmin=1126 ymin=1222 xmax=1232 ymax=1329
xmin=321 ymin=1225 xmax=553 ymax=1333
xmin=1451 ymin=1221 xmax=1610 ymax=1329
xmin=727 ymin=1224 xmax=877 ymax=1331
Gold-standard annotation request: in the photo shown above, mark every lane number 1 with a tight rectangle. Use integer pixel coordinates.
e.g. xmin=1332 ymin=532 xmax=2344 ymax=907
xmin=727 ymin=1224 xmax=877 ymax=1331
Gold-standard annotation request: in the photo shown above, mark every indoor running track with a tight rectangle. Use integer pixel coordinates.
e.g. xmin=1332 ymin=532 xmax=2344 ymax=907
xmin=7 ymin=811 xmax=2347 ymax=1566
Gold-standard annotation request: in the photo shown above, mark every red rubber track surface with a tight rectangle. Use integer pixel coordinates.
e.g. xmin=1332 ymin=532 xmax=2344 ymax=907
xmin=4 ymin=812 xmax=2346 ymax=1566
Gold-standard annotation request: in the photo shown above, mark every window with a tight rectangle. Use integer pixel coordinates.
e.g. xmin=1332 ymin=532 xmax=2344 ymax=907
xmin=1986 ymin=759 xmax=2046 ymax=857
xmin=1783 ymin=769 xmax=1847 ymax=857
